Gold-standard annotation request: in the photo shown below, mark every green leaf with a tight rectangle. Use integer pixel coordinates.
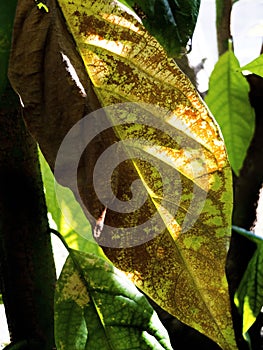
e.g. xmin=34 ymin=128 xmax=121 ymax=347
xmin=55 ymin=1 xmax=236 ymax=348
xmin=234 ymin=228 xmax=263 ymax=340
xmin=117 ymin=0 xmax=200 ymax=57
xmin=39 ymin=150 xmax=103 ymax=256
xmin=205 ymin=49 xmax=255 ymax=176
xmin=0 ymin=0 xmax=18 ymax=102
xmin=55 ymin=249 xmax=173 ymax=350
xmin=241 ymin=54 xmax=263 ymax=78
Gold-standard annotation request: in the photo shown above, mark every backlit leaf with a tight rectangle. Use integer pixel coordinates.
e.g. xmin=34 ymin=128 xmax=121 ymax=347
xmin=39 ymin=149 xmax=103 ymax=256
xmin=56 ymin=1 xmax=236 ymax=348
xmin=233 ymin=226 xmax=263 ymax=340
xmin=205 ymin=49 xmax=255 ymax=176
xmin=55 ymin=249 xmax=173 ymax=350
xmin=241 ymin=54 xmax=263 ymax=78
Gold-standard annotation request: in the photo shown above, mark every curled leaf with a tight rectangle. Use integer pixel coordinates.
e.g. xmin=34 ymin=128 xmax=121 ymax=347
xmin=8 ymin=0 xmax=103 ymax=169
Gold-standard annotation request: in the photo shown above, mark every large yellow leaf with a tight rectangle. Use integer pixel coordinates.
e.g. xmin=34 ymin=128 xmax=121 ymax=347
xmin=56 ymin=0 xmax=236 ymax=348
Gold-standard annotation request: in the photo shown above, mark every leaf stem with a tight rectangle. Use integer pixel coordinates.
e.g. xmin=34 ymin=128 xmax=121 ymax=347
xmin=49 ymin=228 xmax=72 ymax=253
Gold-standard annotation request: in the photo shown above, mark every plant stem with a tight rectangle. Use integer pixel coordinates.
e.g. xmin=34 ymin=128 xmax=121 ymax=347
xmin=216 ymin=0 xmax=232 ymax=56
xmin=0 ymin=85 xmax=56 ymax=349
xmin=50 ymin=228 xmax=71 ymax=254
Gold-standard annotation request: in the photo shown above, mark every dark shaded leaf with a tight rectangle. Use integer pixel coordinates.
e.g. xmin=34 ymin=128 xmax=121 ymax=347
xmin=8 ymin=0 xmax=102 ymax=170
xmin=118 ymin=0 xmax=200 ymax=57
xmin=0 ymin=0 xmax=17 ymax=103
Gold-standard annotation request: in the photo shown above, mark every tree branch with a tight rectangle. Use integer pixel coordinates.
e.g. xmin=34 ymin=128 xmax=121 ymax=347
xmin=0 ymin=85 xmax=56 ymax=349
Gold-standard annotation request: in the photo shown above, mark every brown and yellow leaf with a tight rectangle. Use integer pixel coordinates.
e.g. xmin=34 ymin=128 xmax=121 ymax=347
xmin=8 ymin=0 xmax=236 ymax=348
xmin=55 ymin=0 xmax=236 ymax=349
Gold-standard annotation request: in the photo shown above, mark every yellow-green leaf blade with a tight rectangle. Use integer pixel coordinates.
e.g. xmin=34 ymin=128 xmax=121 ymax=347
xmin=55 ymin=250 xmax=173 ymax=350
xmin=234 ymin=228 xmax=263 ymax=340
xmin=56 ymin=1 xmax=236 ymax=348
xmin=39 ymin=149 xmax=103 ymax=255
xmin=205 ymin=49 xmax=255 ymax=176
xmin=241 ymin=54 xmax=263 ymax=78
